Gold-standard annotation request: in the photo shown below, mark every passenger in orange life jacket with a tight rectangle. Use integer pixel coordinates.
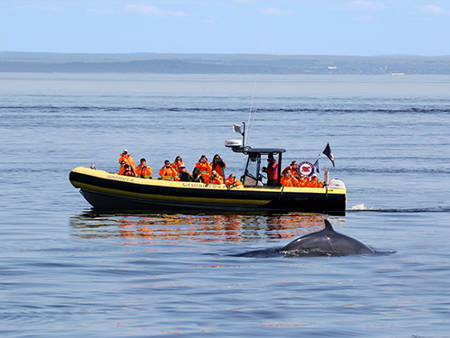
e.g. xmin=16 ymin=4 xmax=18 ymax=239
xmin=118 ymin=149 xmax=135 ymax=174
xmin=281 ymin=172 xmax=300 ymax=187
xmin=308 ymin=174 xmax=324 ymax=188
xmin=171 ymin=156 xmax=185 ymax=174
xmin=298 ymin=175 xmax=308 ymax=188
xmin=209 ymin=170 xmax=224 ymax=185
xmin=306 ymin=175 xmax=314 ymax=187
xmin=159 ymin=160 xmax=178 ymax=181
xmin=280 ymin=173 xmax=294 ymax=187
xmin=136 ymin=158 xmax=153 ymax=178
xmin=282 ymin=160 xmax=299 ymax=178
xmin=122 ymin=164 xmax=135 ymax=177
xmin=211 ymin=154 xmax=226 ymax=178
xmin=195 ymin=155 xmax=212 ymax=183
xmin=225 ymin=174 xmax=242 ymax=187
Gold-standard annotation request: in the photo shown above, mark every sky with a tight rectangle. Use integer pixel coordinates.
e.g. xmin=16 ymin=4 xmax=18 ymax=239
xmin=1 ymin=0 xmax=450 ymax=55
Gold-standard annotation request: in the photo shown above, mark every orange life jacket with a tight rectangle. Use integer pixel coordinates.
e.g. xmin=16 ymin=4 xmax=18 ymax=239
xmin=225 ymin=177 xmax=242 ymax=187
xmin=209 ymin=175 xmax=224 ymax=185
xmin=307 ymin=177 xmax=318 ymax=188
xmin=291 ymin=176 xmax=300 ymax=187
xmin=171 ymin=161 xmax=185 ymax=173
xmin=159 ymin=166 xmax=178 ymax=181
xmin=119 ymin=154 xmax=135 ymax=172
xmin=297 ymin=177 xmax=307 ymax=187
xmin=136 ymin=164 xmax=152 ymax=178
xmin=282 ymin=165 xmax=299 ymax=177
xmin=195 ymin=162 xmax=212 ymax=182
xmin=212 ymin=162 xmax=226 ymax=177
xmin=281 ymin=176 xmax=294 ymax=187
xmin=118 ymin=155 xmax=126 ymax=164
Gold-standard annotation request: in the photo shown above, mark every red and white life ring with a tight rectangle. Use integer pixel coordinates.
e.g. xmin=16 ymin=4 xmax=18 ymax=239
xmin=298 ymin=161 xmax=315 ymax=177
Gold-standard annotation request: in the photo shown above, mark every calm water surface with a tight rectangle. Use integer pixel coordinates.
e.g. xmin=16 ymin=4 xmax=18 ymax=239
xmin=1 ymin=73 xmax=450 ymax=337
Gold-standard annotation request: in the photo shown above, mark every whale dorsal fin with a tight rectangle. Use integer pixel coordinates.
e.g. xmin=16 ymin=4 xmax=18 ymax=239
xmin=324 ymin=219 xmax=334 ymax=231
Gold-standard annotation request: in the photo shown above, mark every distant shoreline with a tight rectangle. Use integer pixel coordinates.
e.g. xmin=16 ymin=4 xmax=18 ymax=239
xmin=1 ymin=52 xmax=450 ymax=74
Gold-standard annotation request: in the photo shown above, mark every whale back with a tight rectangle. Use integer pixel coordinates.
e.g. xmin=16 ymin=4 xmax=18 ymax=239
xmin=280 ymin=220 xmax=374 ymax=256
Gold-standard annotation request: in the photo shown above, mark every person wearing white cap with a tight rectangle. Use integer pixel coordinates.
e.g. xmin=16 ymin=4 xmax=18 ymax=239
xmin=118 ymin=149 xmax=136 ymax=175
xmin=178 ymin=164 xmax=193 ymax=182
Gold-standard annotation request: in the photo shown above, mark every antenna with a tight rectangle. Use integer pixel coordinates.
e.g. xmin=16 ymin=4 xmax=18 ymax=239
xmin=246 ymin=82 xmax=256 ymax=145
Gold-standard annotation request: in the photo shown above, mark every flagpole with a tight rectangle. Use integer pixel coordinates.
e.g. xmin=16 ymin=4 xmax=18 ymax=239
xmin=313 ymin=152 xmax=322 ymax=163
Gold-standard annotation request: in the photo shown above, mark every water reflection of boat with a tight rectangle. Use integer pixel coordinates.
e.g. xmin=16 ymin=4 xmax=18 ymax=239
xmin=70 ymin=212 xmax=332 ymax=244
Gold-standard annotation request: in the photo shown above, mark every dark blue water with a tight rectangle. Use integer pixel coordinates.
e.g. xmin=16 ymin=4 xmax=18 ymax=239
xmin=1 ymin=73 xmax=450 ymax=337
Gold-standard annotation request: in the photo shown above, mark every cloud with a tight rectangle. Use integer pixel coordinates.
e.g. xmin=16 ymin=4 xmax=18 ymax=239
xmin=342 ymin=0 xmax=386 ymax=11
xmin=123 ymin=5 xmax=188 ymax=17
xmin=417 ymin=4 xmax=447 ymax=15
xmin=259 ymin=8 xmax=295 ymax=16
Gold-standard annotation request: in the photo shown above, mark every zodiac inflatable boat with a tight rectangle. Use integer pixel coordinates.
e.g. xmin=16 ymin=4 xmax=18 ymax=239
xmin=69 ymin=123 xmax=347 ymax=215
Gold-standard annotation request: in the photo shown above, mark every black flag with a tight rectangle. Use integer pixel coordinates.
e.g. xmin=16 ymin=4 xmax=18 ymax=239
xmin=322 ymin=143 xmax=335 ymax=167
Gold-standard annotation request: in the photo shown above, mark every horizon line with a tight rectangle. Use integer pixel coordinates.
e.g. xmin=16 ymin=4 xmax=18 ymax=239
xmin=1 ymin=51 xmax=450 ymax=58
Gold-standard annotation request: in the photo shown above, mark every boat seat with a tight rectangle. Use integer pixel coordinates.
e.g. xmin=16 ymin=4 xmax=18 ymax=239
xmin=243 ymin=175 xmax=264 ymax=187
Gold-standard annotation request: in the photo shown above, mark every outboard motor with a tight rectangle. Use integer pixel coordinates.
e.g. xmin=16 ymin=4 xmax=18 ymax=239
xmin=328 ymin=179 xmax=346 ymax=189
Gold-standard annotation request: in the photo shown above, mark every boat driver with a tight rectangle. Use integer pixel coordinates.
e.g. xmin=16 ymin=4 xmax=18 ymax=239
xmin=263 ymin=153 xmax=279 ymax=186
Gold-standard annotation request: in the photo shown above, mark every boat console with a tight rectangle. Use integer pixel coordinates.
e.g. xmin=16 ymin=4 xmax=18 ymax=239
xmin=225 ymin=122 xmax=285 ymax=187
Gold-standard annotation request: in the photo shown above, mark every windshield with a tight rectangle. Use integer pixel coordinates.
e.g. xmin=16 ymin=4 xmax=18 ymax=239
xmin=245 ymin=155 xmax=260 ymax=178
